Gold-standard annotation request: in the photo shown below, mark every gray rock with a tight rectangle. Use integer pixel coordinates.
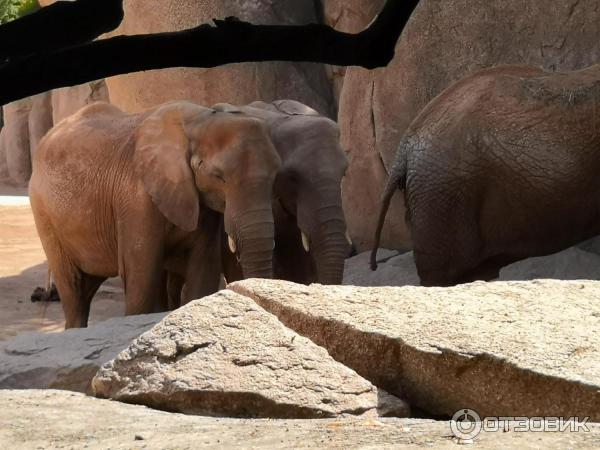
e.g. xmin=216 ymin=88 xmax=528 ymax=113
xmin=230 ymin=279 xmax=600 ymax=420
xmin=5 ymin=390 xmax=598 ymax=449
xmin=499 ymin=247 xmax=600 ymax=281
xmin=93 ymin=290 xmax=408 ymax=418
xmin=0 ymin=313 xmax=165 ymax=393
xmin=575 ymin=235 xmax=600 ymax=256
xmin=349 ymin=245 xmax=600 ymax=288
xmin=344 ymin=249 xmax=419 ymax=287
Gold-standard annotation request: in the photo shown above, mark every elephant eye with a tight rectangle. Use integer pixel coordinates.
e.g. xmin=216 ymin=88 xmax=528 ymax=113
xmin=212 ymin=170 xmax=225 ymax=183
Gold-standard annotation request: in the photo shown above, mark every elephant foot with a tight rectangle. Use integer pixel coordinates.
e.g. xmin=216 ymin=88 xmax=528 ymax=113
xmin=30 ymin=283 xmax=60 ymax=303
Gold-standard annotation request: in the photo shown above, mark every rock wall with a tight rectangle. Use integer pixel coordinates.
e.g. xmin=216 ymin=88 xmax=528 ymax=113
xmin=321 ymin=0 xmax=386 ymax=103
xmin=338 ymin=0 xmax=600 ymax=252
xmin=0 ymin=82 xmax=109 ymax=187
xmin=104 ymin=0 xmax=334 ymax=116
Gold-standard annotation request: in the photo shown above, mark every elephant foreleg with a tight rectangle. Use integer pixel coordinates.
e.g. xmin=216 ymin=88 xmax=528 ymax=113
xmin=118 ymin=211 xmax=166 ymax=316
xmin=182 ymin=213 xmax=222 ymax=305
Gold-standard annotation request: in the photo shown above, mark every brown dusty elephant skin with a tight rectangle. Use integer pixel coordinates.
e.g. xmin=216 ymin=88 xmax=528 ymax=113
xmin=29 ymin=101 xmax=281 ymax=328
xmin=214 ymin=100 xmax=351 ymax=287
xmin=373 ymin=64 xmax=600 ymax=287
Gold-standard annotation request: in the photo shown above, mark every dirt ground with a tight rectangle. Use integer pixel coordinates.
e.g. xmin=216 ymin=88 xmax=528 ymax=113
xmin=0 ymin=184 xmax=124 ymax=342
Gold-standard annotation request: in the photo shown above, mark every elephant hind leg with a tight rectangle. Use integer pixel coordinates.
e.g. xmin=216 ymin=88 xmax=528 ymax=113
xmin=50 ymin=253 xmax=105 ymax=328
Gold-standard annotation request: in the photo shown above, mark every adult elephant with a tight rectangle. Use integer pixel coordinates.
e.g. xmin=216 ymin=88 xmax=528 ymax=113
xmin=372 ymin=64 xmax=600 ymax=286
xmin=30 ymin=101 xmax=281 ymax=328
xmin=214 ymin=100 xmax=352 ymax=286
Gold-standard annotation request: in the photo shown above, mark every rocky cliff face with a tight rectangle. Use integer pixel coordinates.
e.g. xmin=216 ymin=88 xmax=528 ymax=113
xmin=104 ymin=0 xmax=334 ymax=117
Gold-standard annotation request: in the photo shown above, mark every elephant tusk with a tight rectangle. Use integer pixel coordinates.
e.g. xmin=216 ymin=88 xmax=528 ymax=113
xmin=345 ymin=230 xmax=353 ymax=246
xmin=301 ymin=231 xmax=310 ymax=253
xmin=228 ymin=235 xmax=237 ymax=254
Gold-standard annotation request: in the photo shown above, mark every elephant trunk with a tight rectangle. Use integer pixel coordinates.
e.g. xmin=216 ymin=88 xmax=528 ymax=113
xmin=302 ymin=198 xmax=350 ymax=285
xmin=312 ymin=227 xmax=348 ymax=285
xmin=225 ymin=195 xmax=275 ymax=279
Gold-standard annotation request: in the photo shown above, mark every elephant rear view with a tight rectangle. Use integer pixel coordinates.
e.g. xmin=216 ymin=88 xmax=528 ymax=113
xmin=214 ymin=100 xmax=352 ymax=285
xmin=30 ymin=101 xmax=280 ymax=328
xmin=372 ymin=64 xmax=600 ymax=286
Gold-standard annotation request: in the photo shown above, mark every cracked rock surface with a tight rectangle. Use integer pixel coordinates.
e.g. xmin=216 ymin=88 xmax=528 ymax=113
xmin=92 ymin=290 xmax=409 ymax=418
xmin=0 ymin=313 xmax=165 ymax=393
xmin=230 ymin=279 xmax=600 ymax=420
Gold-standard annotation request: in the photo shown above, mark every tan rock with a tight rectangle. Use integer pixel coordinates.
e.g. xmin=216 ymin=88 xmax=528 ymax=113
xmin=5 ymin=390 xmax=599 ymax=449
xmin=104 ymin=0 xmax=333 ymax=116
xmin=27 ymin=92 xmax=53 ymax=159
xmin=50 ymin=80 xmax=109 ymax=125
xmin=322 ymin=0 xmax=386 ymax=102
xmin=93 ymin=290 xmax=408 ymax=418
xmin=230 ymin=279 xmax=600 ymax=420
xmin=0 ymin=98 xmax=33 ymax=186
xmin=339 ymin=0 xmax=600 ymax=251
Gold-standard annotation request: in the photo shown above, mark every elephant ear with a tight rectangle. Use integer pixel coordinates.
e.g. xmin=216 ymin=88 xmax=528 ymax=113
xmin=272 ymin=100 xmax=320 ymax=116
xmin=134 ymin=107 xmax=199 ymax=232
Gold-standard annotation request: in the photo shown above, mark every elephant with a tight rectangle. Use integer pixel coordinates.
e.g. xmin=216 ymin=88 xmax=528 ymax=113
xmin=372 ymin=64 xmax=600 ymax=286
xmin=211 ymin=100 xmax=352 ymax=287
xmin=29 ymin=101 xmax=281 ymax=328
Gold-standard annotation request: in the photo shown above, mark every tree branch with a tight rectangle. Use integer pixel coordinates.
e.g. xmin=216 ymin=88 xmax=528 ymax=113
xmin=0 ymin=0 xmax=420 ymax=106
xmin=0 ymin=0 xmax=124 ymax=60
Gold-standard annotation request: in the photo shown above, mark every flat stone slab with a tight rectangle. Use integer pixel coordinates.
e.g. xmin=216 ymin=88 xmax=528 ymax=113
xmin=0 ymin=313 xmax=166 ymax=393
xmin=230 ymin=279 xmax=600 ymax=420
xmin=2 ymin=390 xmax=599 ymax=450
xmin=92 ymin=290 xmax=408 ymax=418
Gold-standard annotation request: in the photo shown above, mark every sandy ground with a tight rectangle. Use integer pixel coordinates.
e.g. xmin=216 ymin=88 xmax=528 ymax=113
xmin=0 ymin=184 xmax=124 ymax=342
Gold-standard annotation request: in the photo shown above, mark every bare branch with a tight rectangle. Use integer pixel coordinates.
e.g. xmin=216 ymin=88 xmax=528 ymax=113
xmin=0 ymin=0 xmax=420 ymax=106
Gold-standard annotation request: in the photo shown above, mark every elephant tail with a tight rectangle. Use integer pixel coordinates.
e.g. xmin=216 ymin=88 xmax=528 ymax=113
xmin=370 ymin=144 xmax=408 ymax=271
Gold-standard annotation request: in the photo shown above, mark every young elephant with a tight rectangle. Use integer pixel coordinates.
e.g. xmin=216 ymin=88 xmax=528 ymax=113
xmin=30 ymin=101 xmax=281 ymax=328
xmin=213 ymin=100 xmax=352 ymax=286
xmin=372 ymin=64 xmax=600 ymax=286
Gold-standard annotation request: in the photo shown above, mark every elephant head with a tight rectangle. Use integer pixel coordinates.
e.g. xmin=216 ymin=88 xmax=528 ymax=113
xmin=134 ymin=101 xmax=281 ymax=279
xmin=268 ymin=102 xmax=351 ymax=285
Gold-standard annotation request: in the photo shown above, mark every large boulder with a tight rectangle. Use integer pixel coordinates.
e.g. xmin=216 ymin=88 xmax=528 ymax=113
xmin=321 ymin=0 xmax=386 ymax=103
xmin=339 ymin=0 xmax=600 ymax=251
xmin=93 ymin=290 xmax=408 ymax=418
xmin=231 ymin=279 xmax=600 ymax=420
xmin=0 ymin=313 xmax=165 ymax=393
xmin=104 ymin=0 xmax=334 ymax=116
xmin=5 ymin=390 xmax=598 ymax=449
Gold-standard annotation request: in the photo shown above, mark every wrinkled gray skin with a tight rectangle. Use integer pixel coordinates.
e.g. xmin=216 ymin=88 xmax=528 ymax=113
xmin=372 ymin=64 xmax=600 ymax=286
xmin=214 ymin=100 xmax=352 ymax=286
xmin=30 ymin=101 xmax=280 ymax=327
